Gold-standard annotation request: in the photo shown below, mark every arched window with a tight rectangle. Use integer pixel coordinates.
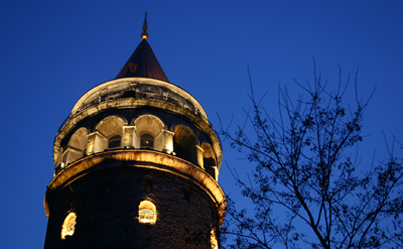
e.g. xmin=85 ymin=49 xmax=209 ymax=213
xmin=144 ymin=179 xmax=153 ymax=192
xmin=138 ymin=200 xmax=157 ymax=225
xmin=174 ymin=125 xmax=198 ymax=164
xmin=140 ymin=133 xmax=154 ymax=149
xmin=61 ymin=212 xmax=77 ymax=240
xmin=211 ymin=228 xmax=218 ymax=249
xmin=127 ymin=63 xmax=137 ymax=74
xmin=203 ymin=143 xmax=217 ymax=179
xmin=108 ymin=135 xmax=121 ymax=149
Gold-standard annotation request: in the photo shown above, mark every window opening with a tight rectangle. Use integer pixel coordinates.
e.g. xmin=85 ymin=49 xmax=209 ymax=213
xmin=144 ymin=179 xmax=152 ymax=192
xmin=127 ymin=63 xmax=137 ymax=74
xmin=108 ymin=135 xmax=121 ymax=149
xmin=183 ymin=188 xmax=191 ymax=202
xmin=138 ymin=200 xmax=157 ymax=224
xmin=140 ymin=133 xmax=154 ymax=149
xmin=61 ymin=212 xmax=77 ymax=240
xmin=211 ymin=228 xmax=218 ymax=249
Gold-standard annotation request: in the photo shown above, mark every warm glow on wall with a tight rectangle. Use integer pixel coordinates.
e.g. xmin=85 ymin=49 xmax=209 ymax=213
xmin=138 ymin=200 xmax=157 ymax=225
xmin=61 ymin=212 xmax=77 ymax=240
xmin=165 ymin=135 xmax=174 ymax=154
xmin=211 ymin=228 xmax=218 ymax=249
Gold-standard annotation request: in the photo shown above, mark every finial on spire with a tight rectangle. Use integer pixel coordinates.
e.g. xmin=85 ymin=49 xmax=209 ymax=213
xmin=141 ymin=12 xmax=148 ymax=40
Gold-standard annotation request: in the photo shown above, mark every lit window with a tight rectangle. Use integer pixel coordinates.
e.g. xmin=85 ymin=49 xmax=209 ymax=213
xmin=139 ymin=209 xmax=154 ymax=222
xmin=140 ymin=133 xmax=154 ymax=149
xmin=211 ymin=228 xmax=218 ymax=249
xmin=108 ymin=135 xmax=121 ymax=149
xmin=138 ymin=200 xmax=157 ymax=224
xmin=61 ymin=212 xmax=77 ymax=240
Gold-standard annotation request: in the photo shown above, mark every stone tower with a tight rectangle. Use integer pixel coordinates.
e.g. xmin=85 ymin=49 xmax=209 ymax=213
xmin=44 ymin=15 xmax=225 ymax=249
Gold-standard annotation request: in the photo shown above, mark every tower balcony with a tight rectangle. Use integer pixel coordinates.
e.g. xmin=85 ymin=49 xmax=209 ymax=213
xmin=46 ymin=149 xmax=226 ymax=225
xmin=53 ymin=80 xmax=223 ymax=181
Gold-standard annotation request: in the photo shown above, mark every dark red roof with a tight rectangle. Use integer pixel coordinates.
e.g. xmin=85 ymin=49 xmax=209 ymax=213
xmin=115 ymin=39 xmax=169 ymax=82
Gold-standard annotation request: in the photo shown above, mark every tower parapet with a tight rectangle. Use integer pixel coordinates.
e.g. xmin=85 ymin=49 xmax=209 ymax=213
xmin=44 ymin=15 xmax=225 ymax=249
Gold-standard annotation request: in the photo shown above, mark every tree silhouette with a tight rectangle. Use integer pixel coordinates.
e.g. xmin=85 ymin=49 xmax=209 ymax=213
xmin=220 ymin=63 xmax=403 ymax=249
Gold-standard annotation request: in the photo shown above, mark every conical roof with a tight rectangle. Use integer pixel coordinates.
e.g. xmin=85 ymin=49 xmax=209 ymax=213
xmin=115 ymin=39 xmax=169 ymax=82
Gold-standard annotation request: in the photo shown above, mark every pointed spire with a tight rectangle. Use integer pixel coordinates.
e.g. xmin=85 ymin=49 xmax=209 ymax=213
xmin=115 ymin=12 xmax=168 ymax=82
xmin=141 ymin=12 xmax=148 ymax=40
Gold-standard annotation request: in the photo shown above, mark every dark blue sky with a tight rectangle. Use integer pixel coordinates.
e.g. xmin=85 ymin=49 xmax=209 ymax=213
xmin=1 ymin=1 xmax=403 ymax=247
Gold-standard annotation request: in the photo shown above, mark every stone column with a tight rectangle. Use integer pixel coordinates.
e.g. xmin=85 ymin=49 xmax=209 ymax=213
xmin=122 ymin=126 xmax=136 ymax=148
xmin=162 ymin=130 xmax=174 ymax=154
xmin=195 ymin=145 xmax=205 ymax=169
xmin=87 ymin=131 xmax=107 ymax=154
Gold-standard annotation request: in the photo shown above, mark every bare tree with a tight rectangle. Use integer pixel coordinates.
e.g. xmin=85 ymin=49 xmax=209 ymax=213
xmin=219 ymin=63 xmax=403 ymax=249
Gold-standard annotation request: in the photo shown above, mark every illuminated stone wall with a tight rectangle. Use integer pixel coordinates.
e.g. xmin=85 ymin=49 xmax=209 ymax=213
xmin=55 ymin=102 xmax=220 ymax=179
xmin=44 ymin=165 xmax=219 ymax=249
xmin=45 ymin=74 xmax=225 ymax=248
